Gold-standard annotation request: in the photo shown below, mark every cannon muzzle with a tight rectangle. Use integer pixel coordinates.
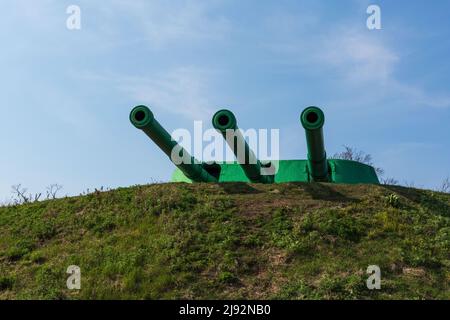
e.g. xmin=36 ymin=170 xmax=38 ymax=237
xmin=130 ymin=105 xmax=218 ymax=182
xmin=212 ymin=109 xmax=272 ymax=183
xmin=300 ymin=106 xmax=329 ymax=182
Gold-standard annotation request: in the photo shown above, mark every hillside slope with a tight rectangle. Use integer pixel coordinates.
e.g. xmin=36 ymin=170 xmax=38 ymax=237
xmin=0 ymin=182 xmax=449 ymax=300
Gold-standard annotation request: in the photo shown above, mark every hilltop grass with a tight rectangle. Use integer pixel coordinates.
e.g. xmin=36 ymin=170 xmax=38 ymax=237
xmin=0 ymin=182 xmax=449 ymax=300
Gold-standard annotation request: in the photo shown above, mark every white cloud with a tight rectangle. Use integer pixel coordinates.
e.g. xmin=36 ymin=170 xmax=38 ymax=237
xmin=320 ymin=29 xmax=399 ymax=84
xmin=104 ymin=0 xmax=231 ymax=49
xmin=317 ymin=28 xmax=450 ymax=108
xmin=329 ymin=31 xmax=450 ymax=108
xmin=117 ymin=67 xmax=216 ymax=120
xmin=390 ymin=82 xmax=450 ymax=109
xmin=266 ymin=23 xmax=450 ymax=109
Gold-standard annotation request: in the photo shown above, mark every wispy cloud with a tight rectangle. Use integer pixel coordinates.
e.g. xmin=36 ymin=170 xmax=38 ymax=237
xmin=264 ymin=21 xmax=450 ymax=109
xmin=320 ymin=28 xmax=450 ymax=109
xmin=320 ymin=29 xmax=399 ymax=84
xmin=118 ymin=67 xmax=216 ymax=120
xmin=98 ymin=0 xmax=231 ymax=49
xmin=68 ymin=66 xmax=219 ymax=121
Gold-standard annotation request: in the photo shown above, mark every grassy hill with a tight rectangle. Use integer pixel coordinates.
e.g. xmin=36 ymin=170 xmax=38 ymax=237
xmin=0 ymin=182 xmax=449 ymax=300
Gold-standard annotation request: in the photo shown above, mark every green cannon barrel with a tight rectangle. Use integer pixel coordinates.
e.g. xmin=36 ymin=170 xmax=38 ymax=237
xmin=300 ymin=106 xmax=329 ymax=182
xmin=130 ymin=105 xmax=217 ymax=182
xmin=212 ymin=109 xmax=271 ymax=183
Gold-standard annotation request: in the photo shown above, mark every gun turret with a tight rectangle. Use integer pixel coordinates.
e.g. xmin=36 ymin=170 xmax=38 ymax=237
xmin=130 ymin=104 xmax=380 ymax=185
xmin=130 ymin=105 xmax=218 ymax=182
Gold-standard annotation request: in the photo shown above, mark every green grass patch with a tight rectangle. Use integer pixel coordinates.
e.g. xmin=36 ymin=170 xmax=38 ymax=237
xmin=0 ymin=183 xmax=449 ymax=299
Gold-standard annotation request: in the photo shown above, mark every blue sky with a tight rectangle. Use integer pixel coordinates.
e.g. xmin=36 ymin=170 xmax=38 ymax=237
xmin=1 ymin=0 xmax=450 ymax=200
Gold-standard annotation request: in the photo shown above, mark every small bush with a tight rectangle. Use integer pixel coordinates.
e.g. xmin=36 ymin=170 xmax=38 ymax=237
xmin=385 ymin=194 xmax=400 ymax=208
xmin=218 ymin=271 xmax=238 ymax=284
xmin=29 ymin=251 xmax=46 ymax=264
xmin=0 ymin=276 xmax=15 ymax=291
xmin=6 ymin=239 xmax=35 ymax=261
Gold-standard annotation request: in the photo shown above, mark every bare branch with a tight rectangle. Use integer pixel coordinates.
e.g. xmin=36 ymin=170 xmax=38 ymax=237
xmin=46 ymin=184 xmax=63 ymax=200
xmin=381 ymin=177 xmax=399 ymax=186
xmin=332 ymin=145 xmax=385 ymax=177
xmin=440 ymin=177 xmax=450 ymax=193
xmin=11 ymin=184 xmax=30 ymax=204
xmin=10 ymin=184 xmax=63 ymax=204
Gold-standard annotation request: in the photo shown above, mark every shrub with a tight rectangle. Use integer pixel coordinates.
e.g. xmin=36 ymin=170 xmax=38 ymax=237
xmin=385 ymin=194 xmax=400 ymax=208
xmin=0 ymin=276 xmax=15 ymax=291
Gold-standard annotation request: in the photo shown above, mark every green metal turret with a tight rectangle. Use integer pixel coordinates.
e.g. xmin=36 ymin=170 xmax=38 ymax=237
xmin=130 ymin=105 xmax=380 ymax=185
